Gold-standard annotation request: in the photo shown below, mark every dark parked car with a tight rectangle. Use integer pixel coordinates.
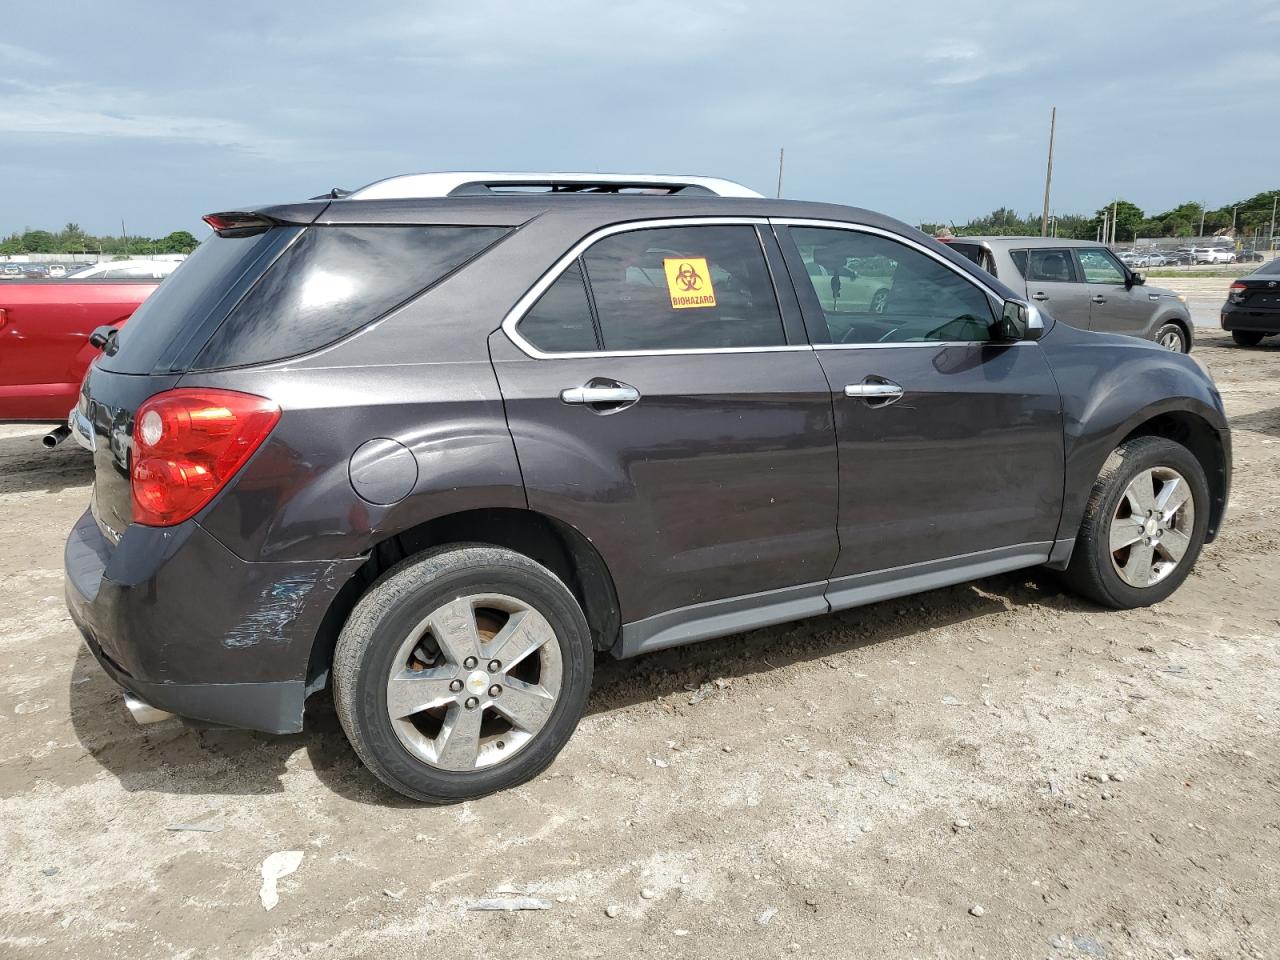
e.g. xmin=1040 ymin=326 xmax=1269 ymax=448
xmin=65 ymin=172 xmax=1232 ymax=802
xmin=939 ymin=237 xmax=1194 ymax=351
xmin=1222 ymin=257 xmax=1280 ymax=346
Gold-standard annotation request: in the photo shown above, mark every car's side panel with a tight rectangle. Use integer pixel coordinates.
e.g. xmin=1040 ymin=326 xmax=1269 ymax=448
xmin=490 ymin=332 xmax=841 ymax=625
xmin=0 ymin=279 xmax=157 ymax=421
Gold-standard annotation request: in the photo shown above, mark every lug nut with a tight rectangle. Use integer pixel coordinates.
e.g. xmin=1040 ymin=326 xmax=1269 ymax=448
xmin=449 ymin=679 xmax=463 ymax=693
xmin=488 ymin=684 xmax=502 ymax=697
xmin=464 ymin=696 xmax=479 ymax=709
xmin=488 ymin=660 xmax=501 ymax=672
xmin=463 ymin=656 xmax=478 ymax=669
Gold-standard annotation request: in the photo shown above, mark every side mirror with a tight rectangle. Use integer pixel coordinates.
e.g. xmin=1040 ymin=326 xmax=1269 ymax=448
xmin=1126 ymin=271 xmax=1145 ymax=289
xmin=998 ymin=299 xmax=1045 ymax=342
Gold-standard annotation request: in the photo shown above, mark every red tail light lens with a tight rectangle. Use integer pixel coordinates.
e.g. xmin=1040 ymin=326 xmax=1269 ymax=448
xmin=131 ymin=389 xmax=280 ymax=526
xmin=1229 ymin=282 xmax=1248 ymax=303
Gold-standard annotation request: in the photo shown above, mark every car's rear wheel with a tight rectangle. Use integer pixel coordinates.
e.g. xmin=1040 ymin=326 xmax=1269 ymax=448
xmin=333 ymin=545 xmax=593 ymax=803
xmin=1155 ymin=322 xmax=1188 ymax=352
xmin=1231 ymin=330 xmax=1266 ymax=347
xmin=1062 ymin=436 xmax=1209 ymax=609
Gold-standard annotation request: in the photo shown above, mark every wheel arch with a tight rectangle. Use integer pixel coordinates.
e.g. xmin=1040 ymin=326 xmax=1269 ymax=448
xmin=305 ymin=507 xmax=621 ymax=693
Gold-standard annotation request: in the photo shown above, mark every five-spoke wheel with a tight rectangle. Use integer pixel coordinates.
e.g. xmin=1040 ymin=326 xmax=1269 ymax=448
xmin=333 ymin=545 xmax=592 ymax=803
xmin=1063 ymin=435 xmax=1209 ymax=609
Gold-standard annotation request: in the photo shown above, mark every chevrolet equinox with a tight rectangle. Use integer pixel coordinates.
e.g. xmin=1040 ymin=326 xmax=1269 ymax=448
xmin=65 ymin=172 xmax=1231 ymax=802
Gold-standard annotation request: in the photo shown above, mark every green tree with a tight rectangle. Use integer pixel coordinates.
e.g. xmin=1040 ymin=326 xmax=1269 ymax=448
xmin=1088 ymin=200 xmax=1144 ymax=242
xmin=19 ymin=229 xmax=57 ymax=253
xmin=158 ymin=230 xmax=198 ymax=254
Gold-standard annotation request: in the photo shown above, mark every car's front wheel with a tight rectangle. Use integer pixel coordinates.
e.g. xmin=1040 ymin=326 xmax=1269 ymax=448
xmin=333 ymin=545 xmax=593 ymax=803
xmin=1231 ymin=330 xmax=1266 ymax=347
xmin=1063 ymin=436 xmax=1209 ymax=609
xmin=1155 ymin=322 xmax=1189 ymax=352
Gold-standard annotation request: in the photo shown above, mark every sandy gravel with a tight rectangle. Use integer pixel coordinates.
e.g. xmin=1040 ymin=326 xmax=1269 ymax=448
xmin=1 ymin=331 xmax=1278 ymax=960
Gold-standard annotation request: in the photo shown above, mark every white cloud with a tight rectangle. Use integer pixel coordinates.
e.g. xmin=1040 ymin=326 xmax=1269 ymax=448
xmin=0 ymin=42 xmax=54 ymax=68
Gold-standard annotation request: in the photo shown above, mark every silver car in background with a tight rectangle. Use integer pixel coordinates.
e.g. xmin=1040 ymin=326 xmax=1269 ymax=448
xmin=942 ymin=237 xmax=1194 ymax=352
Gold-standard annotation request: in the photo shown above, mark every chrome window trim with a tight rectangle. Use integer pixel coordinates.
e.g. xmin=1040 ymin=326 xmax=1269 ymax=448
xmin=501 ymin=216 xmax=812 ymax=360
xmin=768 ymin=217 xmax=1006 ymax=305
xmin=814 ymin=340 xmax=1033 ymax=350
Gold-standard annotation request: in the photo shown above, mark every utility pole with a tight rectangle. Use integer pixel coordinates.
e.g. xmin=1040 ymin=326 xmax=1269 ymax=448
xmin=1270 ymin=194 xmax=1277 ymax=253
xmin=121 ymin=219 xmax=128 ymax=258
xmin=1041 ymin=107 xmax=1056 ymax=237
xmin=776 ymin=148 xmax=784 ymax=200
xmin=1198 ymin=202 xmax=1206 ymax=239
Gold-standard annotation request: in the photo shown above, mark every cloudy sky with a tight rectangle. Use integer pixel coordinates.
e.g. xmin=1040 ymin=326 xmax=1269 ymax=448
xmin=2 ymin=1 xmax=1277 ymax=237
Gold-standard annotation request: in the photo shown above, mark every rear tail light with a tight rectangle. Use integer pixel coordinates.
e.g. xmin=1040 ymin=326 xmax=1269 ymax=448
xmin=1229 ymin=282 xmax=1248 ymax=303
xmin=131 ymin=388 xmax=280 ymax=526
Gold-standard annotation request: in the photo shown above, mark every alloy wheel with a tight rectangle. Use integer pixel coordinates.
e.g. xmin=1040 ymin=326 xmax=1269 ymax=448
xmin=385 ymin=594 xmax=563 ymax=771
xmin=1158 ymin=328 xmax=1184 ymax=351
xmin=1108 ymin=466 xmax=1195 ymax=588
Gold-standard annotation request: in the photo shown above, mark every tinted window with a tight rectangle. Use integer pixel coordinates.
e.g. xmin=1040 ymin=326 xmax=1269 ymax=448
xmin=946 ymin=242 xmax=997 ymax=276
xmin=1252 ymin=258 xmax=1280 ymax=276
xmin=194 ymin=225 xmax=508 ymax=369
xmin=1077 ymin=248 xmax=1127 ymax=284
xmin=789 ymin=227 xmax=995 ymax=344
xmin=1011 ymin=248 xmax=1079 ymax=283
xmin=519 ymin=261 xmax=599 ymax=352
xmin=581 ymin=225 xmax=784 ymax=351
xmin=99 ymin=229 xmax=289 ymax=375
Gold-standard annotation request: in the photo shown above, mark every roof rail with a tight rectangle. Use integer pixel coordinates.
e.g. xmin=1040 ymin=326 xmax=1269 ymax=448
xmin=345 ymin=171 xmax=764 ymax=200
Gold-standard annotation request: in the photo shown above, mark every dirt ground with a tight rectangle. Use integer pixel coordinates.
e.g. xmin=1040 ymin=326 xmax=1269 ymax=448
xmin=1 ymin=330 xmax=1278 ymax=960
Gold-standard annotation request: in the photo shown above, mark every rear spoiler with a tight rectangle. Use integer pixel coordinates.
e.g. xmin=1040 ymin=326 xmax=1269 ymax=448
xmin=201 ymin=200 xmax=330 ymax=237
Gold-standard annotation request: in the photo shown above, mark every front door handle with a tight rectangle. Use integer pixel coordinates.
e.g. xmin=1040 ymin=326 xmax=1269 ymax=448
xmin=560 ymin=383 xmax=641 ymax=406
xmin=1031 ymin=292 xmax=1049 ymax=301
xmin=845 ymin=378 xmax=904 ymax=407
xmin=1091 ymin=294 xmax=1107 ymax=304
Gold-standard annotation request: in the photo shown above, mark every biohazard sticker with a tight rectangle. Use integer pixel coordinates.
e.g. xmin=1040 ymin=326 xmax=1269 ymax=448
xmin=663 ymin=257 xmax=717 ymax=309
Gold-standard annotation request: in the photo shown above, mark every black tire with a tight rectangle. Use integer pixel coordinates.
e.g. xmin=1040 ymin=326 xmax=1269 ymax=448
xmin=1062 ymin=436 xmax=1209 ymax=609
xmin=1231 ymin=330 xmax=1266 ymax=347
xmin=1155 ymin=322 xmax=1189 ymax=353
xmin=332 ymin=545 xmax=593 ymax=803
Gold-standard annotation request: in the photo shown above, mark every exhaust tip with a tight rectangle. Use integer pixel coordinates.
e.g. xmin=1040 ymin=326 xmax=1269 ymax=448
xmin=42 ymin=425 xmax=71 ymax=448
xmin=123 ymin=692 xmax=175 ymax=725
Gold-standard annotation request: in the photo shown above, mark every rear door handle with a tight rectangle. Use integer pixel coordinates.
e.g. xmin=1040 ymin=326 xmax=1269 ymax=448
xmin=1091 ymin=295 xmax=1107 ymax=304
xmin=560 ymin=384 xmax=641 ymax=406
xmin=1031 ymin=292 xmax=1049 ymax=301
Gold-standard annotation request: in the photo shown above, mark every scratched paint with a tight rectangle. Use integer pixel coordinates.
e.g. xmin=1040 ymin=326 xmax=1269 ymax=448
xmin=223 ymin=573 xmax=321 ymax=649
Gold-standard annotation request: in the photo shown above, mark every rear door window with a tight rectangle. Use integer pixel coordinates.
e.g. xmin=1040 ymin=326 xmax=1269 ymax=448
xmin=194 ymin=225 xmax=508 ymax=369
xmin=1010 ymin=248 xmax=1080 ymax=283
xmin=582 ymin=225 xmax=785 ymax=351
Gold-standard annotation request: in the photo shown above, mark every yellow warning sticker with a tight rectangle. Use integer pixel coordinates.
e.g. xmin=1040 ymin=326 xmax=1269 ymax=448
xmin=663 ymin=257 xmax=717 ymax=310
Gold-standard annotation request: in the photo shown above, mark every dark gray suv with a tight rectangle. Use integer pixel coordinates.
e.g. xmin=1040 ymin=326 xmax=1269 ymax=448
xmin=65 ymin=172 xmax=1231 ymax=802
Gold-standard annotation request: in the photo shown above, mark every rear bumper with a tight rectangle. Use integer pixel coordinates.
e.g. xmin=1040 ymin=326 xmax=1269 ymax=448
xmin=64 ymin=508 xmax=362 ymax=734
xmin=1221 ymin=302 xmax=1280 ymax=333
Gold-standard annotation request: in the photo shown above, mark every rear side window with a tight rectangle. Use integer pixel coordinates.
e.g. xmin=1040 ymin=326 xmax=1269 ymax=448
xmin=582 ymin=225 xmax=784 ymax=351
xmin=1011 ymin=248 xmax=1079 ymax=283
xmin=194 ymin=225 xmax=508 ymax=369
xmin=946 ymin=242 xmax=996 ymax=276
xmin=99 ymin=230 xmax=288 ymax=375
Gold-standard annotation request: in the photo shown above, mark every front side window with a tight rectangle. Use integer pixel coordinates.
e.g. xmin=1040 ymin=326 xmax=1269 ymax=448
xmin=789 ymin=227 xmax=996 ymax=344
xmin=1076 ymin=248 xmax=1127 ymax=284
xmin=1010 ymin=248 xmax=1079 ymax=283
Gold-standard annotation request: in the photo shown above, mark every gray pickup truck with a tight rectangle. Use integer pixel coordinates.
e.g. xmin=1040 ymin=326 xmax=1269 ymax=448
xmin=942 ymin=236 xmax=1194 ymax=352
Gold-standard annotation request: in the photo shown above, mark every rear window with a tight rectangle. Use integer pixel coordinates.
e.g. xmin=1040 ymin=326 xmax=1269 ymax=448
xmin=194 ymin=225 xmax=508 ymax=369
xmin=99 ymin=229 xmax=289 ymax=375
xmin=945 ymin=242 xmax=996 ymax=276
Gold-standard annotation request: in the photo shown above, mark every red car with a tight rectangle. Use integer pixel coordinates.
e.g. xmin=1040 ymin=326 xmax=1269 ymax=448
xmin=0 ymin=279 xmax=159 ymax=423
